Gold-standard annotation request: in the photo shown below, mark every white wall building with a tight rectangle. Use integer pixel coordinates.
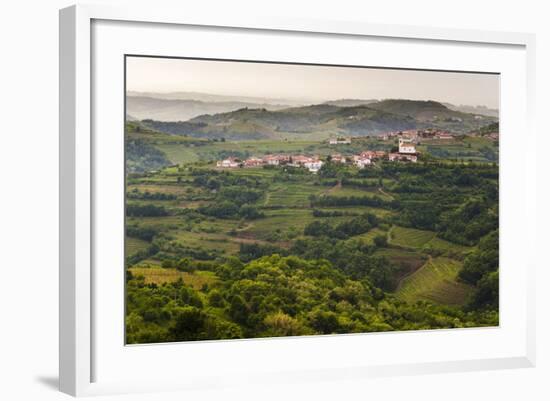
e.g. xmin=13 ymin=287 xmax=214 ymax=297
xmin=354 ymin=157 xmax=372 ymax=169
xmin=398 ymin=138 xmax=416 ymax=154
xmin=217 ymin=158 xmax=241 ymax=168
xmin=329 ymin=137 xmax=352 ymax=145
xmin=304 ymin=160 xmax=324 ymax=173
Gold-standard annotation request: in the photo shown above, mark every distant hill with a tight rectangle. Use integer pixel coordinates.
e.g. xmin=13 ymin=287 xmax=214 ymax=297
xmin=323 ymin=99 xmax=379 ymax=107
xmin=127 ymin=91 xmax=310 ymax=105
xmin=131 ymin=96 xmax=498 ymax=140
xmin=442 ymin=103 xmax=499 ymax=118
xmin=126 ymin=96 xmax=292 ymax=122
xmin=141 ymin=103 xmax=416 ymax=140
xmin=366 ymin=99 xmax=497 ymax=132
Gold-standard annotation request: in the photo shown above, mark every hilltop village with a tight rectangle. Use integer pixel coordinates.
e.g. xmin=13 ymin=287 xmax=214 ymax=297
xmin=216 ymin=127 xmax=499 ymax=173
xmin=217 ymin=132 xmax=422 ymax=173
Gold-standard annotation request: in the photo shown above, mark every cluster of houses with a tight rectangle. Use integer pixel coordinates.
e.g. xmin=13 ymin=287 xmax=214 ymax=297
xmin=216 ymin=138 xmax=419 ymax=172
xmin=328 ymin=130 xmax=458 ymax=144
xmin=217 ymin=154 xmax=325 ymax=172
xmin=381 ymin=129 xmax=454 ymax=141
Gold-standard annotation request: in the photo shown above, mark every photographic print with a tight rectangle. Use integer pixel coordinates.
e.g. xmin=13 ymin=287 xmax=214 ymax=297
xmin=125 ymin=56 xmax=499 ymax=344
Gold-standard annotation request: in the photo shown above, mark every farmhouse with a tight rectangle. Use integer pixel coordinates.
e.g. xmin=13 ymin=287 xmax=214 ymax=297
xmin=359 ymin=150 xmax=376 ymax=160
xmin=243 ymin=157 xmax=264 ymax=167
xmin=289 ymin=155 xmax=314 ymax=166
xmin=398 ymin=138 xmax=416 ymax=154
xmin=262 ymin=154 xmax=290 ymax=166
xmin=354 ymin=157 xmax=372 ymax=169
xmin=216 ymin=157 xmax=241 ymax=168
xmin=304 ymin=159 xmax=324 ymax=173
xmin=330 ymin=153 xmax=347 ymax=164
xmin=329 ymin=137 xmax=352 ymax=145
xmin=352 ymin=154 xmax=372 ymax=169
xmin=435 ymin=132 xmax=454 ymax=140
xmin=385 ymin=139 xmax=419 ymax=163
xmin=389 ymin=153 xmax=418 ymax=163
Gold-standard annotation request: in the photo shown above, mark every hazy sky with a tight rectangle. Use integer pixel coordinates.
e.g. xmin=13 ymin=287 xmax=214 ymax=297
xmin=126 ymin=56 xmax=499 ymax=109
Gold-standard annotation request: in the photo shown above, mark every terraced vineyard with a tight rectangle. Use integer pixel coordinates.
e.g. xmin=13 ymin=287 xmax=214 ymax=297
xmin=125 ymin=127 xmax=499 ymax=343
xmin=390 ymin=226 xmax=435 ymax=248
xmin=396 ymin=257 xmax=473 ymax=305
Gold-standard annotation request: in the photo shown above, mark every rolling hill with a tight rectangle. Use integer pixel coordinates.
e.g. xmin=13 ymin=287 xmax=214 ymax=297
xmin=126 ymin=96 xmax=293 ymax=122
xmin=136 ymin=99 xmax=497 ymax=140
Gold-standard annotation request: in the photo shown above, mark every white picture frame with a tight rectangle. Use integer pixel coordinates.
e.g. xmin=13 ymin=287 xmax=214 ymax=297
xmin=59 ymin=4 xmax=536 ymax=397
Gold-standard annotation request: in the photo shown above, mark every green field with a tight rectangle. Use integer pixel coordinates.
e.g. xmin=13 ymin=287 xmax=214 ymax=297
xmin=125 ymin=126 xmax=499 ymax=343
xmin=390 ymin=226 xmax=436 ymax=248
xmin=396 ymin=257 xmax=473 ymax=305
xmin=355 ymin=227 xmax=388 ymax=244
xmin=265 ymin=182 xmax=324 ymax=208
xmin=129 ymin=266 xmax=218 ymax=289
xmin=125 ymin=237 xmax=150 ymax=256
xmin=389 ymin=226 xmax=472 ymax=257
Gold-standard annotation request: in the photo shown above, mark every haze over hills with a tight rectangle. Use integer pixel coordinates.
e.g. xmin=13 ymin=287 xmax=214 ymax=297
xmin=127 ymin=91 xmax=499 ymax=123
xmin=323 ymin=99 xmax=379 ymax=107
xmin=135 ymin=97 xmax=498 ymax=141
xmin=127 ymin=91 xmax=311 ymax=105
xmin=126 ymin=96 xmax=294 ymax=122
xmin=442 ymin=103 xmax=499 ymax=118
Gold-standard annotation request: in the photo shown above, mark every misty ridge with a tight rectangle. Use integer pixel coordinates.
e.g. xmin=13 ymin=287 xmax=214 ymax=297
xmin=126 ymin=91 xmax=499 ymax=141
xmin=127 ymin=91 xmax=499 ymax=120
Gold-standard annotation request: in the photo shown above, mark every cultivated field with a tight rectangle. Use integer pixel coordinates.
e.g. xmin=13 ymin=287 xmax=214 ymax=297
xmin=125 ymin=127 xmax=499 ymax=343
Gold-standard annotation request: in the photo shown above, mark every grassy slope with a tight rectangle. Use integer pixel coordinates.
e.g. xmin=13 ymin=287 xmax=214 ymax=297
xmin=396 ymin=257 xmax=473 ymax=305
xmin=390 ymin=226 xmax=435 ymax=248
xmin=125 ymin=237 xmax=150 ymax=256
xmin=389 ymin=225 xmax=472 ymax=255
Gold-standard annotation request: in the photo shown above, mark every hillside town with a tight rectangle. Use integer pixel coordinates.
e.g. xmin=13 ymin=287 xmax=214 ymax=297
xmin=215 ymin=124 xmax=499 ymax=173
xmin=217 ymin=137 xmax=419 ymax=172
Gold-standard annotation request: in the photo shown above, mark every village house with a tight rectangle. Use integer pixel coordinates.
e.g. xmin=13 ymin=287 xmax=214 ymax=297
xmin=262 ymin=154 xmax=290 ymax=166
xmin=330 ymin=153 xmax=347 ymax=164
xmin=385 ymin=138 xmax=419 ymax=163
xmin=329 ymin=137 xmax=352 ymax=145
xmin=359 ymin=150 xmax=376 ymax=160
xmin=243 ymin=157 xmax=264 ymax=167
xmin=389 ymin=153 xmax=418 ymax=163
xmin=289 ymin=155 xmax=313 ymax=167
xmin=304 ymin=159 xmax=324 ymax=173
xmin=354 ymin=156 xmax=372 ymax=169
xmin=216 ymin=157 xmax=241 ymax=168
xmin=435 ymin=132 xmax=454 ymax=140
xmin=398 ymin=138 xmax=417 ymax=154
